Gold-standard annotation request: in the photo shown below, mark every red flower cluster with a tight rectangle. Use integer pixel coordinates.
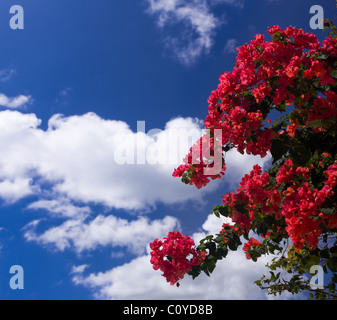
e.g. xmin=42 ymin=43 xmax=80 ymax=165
xmin=303 ymin=60 xmax=335 ymax=86
xmin=276 ymin=159 xmax=310 ymax=184
xmin=221 ymin=159 xmax=337 ymax=252
xmin=280 ymin=161 xmax=337 ymax=250
xmin=319 ymin=162 xmax=337 ymax=230
xmin=222 ymin=164 xmax=276 ymax=232
xmin=172 ymin=131 xmax=227 ymax=189
xmin=243 ymin=237 xmax=262 ymax=260
xmin=282 ymin=181 xmax=324 ymax=249
xmin=219 ymin=223 xmax=242 ymax=243
xmin=157 ymin=23 xmax=337 ymax=288
xmin=149 ymin=231 xmax=206 ymax=286
xmin=173 ymin=24 xmax=336 ymax=189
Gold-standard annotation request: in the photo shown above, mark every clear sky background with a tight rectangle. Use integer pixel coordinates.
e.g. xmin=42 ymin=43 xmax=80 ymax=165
xmin=0 ymin=0 xmax=335 ymax=299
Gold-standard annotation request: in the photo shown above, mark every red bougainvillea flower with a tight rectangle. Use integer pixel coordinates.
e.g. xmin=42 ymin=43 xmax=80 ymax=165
xmin=173 ymin=24 xmax=335 ymax=191
xmin=162 ymin=23 xmax=337 ymax=288
xmin=243 ymin=237 xmax=262 ymax=260
xmin=150 ymin=232 xmax=207 ymax=286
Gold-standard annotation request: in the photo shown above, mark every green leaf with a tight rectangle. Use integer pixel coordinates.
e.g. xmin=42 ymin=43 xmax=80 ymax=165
xmin=270 ymin=138 xmax=289 ymax=164
xmin=228 ymin=239 xmax=239 ymax=251
xmin=218 ymin=246 xmax=228 ymax=258
xmin=306 ymin=119 xmax=324 ymax=128
xmin=305 ymin=254 xmax=320 ymax=269
xmin=330 ymin=246 xmax=337 ymax=255
xmin=181 ymin=173 xmax=190 ymax=184
xmin=275 ymin=102 xmax=287 ymax=112
xmin=214 ymin=235 xmax=223 ymax=243
xmin=206 ymin=242 xmax=216 ymax=255
xmin=212 ymin=205 xmax=232 ymax=218
xmin=320 ymin=250 xmax=329 ymax=260
xmin=218 ymin=206 xmax=232 ymax=216
xmin=213 ymin=210 xmax=220 ymax=218
xmin=320 ymin=208 xmax=335 ymax=216
xmin=235 ymin=203 xmax=248 ymax=214
xmin=290 ymin=143 xmax=312 ymax=166
xmin=243 ymin=233 xmax=250 ymax=241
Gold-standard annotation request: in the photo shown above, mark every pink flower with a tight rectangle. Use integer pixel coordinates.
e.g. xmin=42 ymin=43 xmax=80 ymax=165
xmin=150 ymin=232 xmax=207 ymax=286
xmin=243 ymin=238 xmax=262 ymax=260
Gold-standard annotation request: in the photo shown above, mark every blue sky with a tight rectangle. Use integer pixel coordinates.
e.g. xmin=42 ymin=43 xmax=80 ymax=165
xmin=0 ymin=0 xmax=335 ymax=300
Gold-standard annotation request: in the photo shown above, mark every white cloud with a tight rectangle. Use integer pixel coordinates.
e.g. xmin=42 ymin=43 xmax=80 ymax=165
xmin=70 ymin=264 xmax=89 ymax=274
xmin=26 ymin=198 xmax=92 ymax=219
xmin=209 ymin=0 xmax=244 ymax=7
xmin=0 ymin=93 xmax=31 ymax=109
xmin=71 ymin=213 xmax=303 ymax=300
xmin=24 ymin=215 xmax=180 ymax=255
xmin=144 ymin=0 xmax=247 ymax=64
xmin=71 ymin=244 xmax=274 ymax=299
xmin=223 ymin=38 xmax=238 ymax=53
xmin=55 ymin=87 xmax=71 ymax=106
xmin=0 ymin=105 xmax=289 ymax=301
xmin=0 ymin=109 xmax=271 ymax=211
xmin=146 ymin=0 xmax=221 ymax=65
xmin=0 ymin=178 xmax=34 ymax=203
xmin=0 ymin=109 xmax=275 ymax=301
xmin=224 ymin=149 xmax=272 ymax=189
xmin=0 ymin=111 xmax=42 ymax=200
xmin=0 ymin=69 xmax=16 ymax=82
xmin=0 ymin=111 xmax=217 ymax=209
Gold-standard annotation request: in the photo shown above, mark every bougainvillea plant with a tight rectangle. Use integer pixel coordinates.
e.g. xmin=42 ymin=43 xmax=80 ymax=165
xmin=150 ymin=20 xmax=337 ymax=299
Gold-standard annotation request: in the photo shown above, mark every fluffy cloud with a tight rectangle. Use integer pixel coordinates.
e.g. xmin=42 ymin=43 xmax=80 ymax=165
xmin=72 ymin=252 xmax=272 ymax=300
xmin=0 ymin=69 xmax=16 ymax=82
xmin=145 ymin=0 xmax=237 ymax=65
xmin=26 ymin=197 xmax=92 ymax=219
xmin=0 ymin=178 xmax=34 ymax=203
xmin=0 ymin=93 xmax=31 ymax=109
xmin=224 ymin=148 xmax=272 ymax=189
xmin=24 ymin=215 xmax=180 ymax=255
xmin=144 ymin=0 xmax=248 ymax=65
xmin=1 ymin=109 xmax=275 ymax=300
xmin=71 ymin=213 xmax=302 ymax=300
xmin=0 ymin=110 xmax=213 ymax=210
xmin=147 ymin=0 xmax=219 ymax=65
xmin=210 ymin=0 xmax=244 ymax=7
xmin=0 ymin=110 xmax=270 ymax=210
xmin=223 ymin=38 xmax=238 ymax=53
